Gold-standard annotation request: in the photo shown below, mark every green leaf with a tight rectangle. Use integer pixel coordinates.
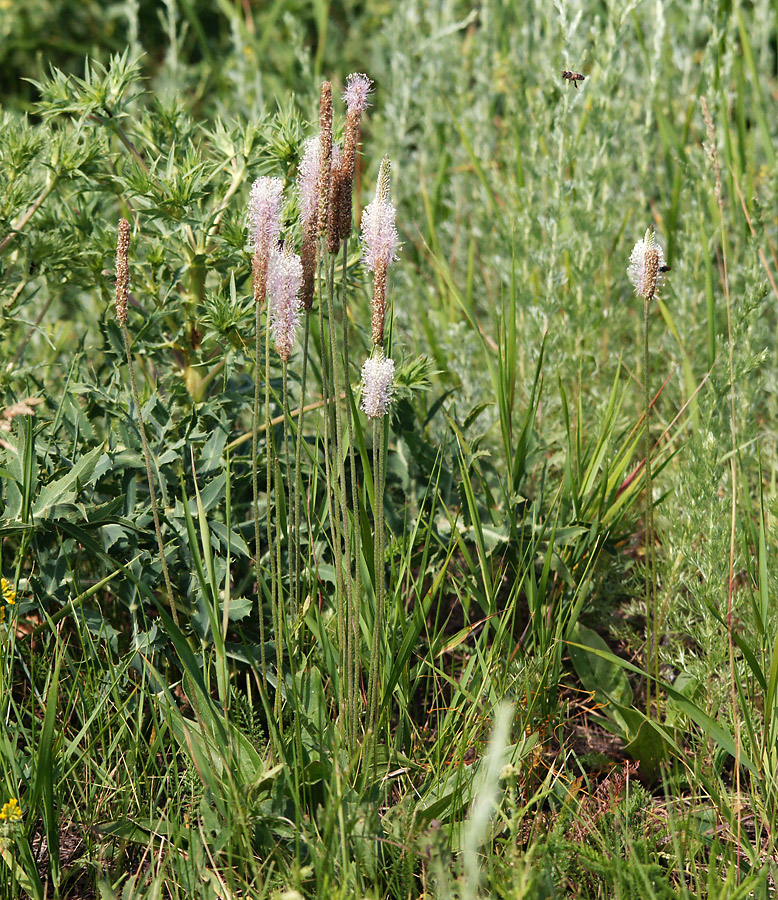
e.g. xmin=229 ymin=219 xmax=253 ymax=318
xmin=32 ymin=444 xmax=104 ymax=519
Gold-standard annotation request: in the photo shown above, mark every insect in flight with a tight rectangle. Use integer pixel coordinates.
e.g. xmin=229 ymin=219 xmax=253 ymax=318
xmin=561 ymin=70 xmax=585 ymax=88
xmin=659 ymin=265 xmax=671 ymax=273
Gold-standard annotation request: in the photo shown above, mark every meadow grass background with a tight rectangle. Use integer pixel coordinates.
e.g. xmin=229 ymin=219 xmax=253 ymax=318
xmin=1 ymin=0 xmax=778 ymax=897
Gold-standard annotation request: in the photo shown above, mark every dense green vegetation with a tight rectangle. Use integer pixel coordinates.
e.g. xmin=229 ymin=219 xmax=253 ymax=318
xmin=1 ymin=0 xmax=778 ymax=896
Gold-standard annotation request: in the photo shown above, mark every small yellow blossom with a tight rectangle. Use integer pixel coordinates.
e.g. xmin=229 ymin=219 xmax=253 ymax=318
xmin=0 ymin=799 xmax=21 ymax=823
xmin=1 ymin=578 xmax=15 ymax=605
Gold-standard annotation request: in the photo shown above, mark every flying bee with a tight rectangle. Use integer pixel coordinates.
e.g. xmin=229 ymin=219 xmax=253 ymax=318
xmin=562 ymin=70 xmax=585 ymax=88
xmin=659 ymin=265 xmax=671 ymax=273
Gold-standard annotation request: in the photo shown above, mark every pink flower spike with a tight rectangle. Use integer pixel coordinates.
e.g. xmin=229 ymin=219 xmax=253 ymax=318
xmin=267 ymin=243 xmax=304 ymax=360
xmin=343 ymin=73 xmax=373 ymax=115
xmin=361 ymin=159 xmax=399 ymax=272
xmin=360 ymin=353 xmax=395 ymax=419
xmin=248 ymin=177 xmax=284 ymax=255
xmin=297 ymin=138 xmax=322 ymax=229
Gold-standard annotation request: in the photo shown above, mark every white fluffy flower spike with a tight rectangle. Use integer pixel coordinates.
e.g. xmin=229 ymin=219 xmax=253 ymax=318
xmin=343 ymin=73 xmax=373 ymax=115
xmin=267 ymin=242 xmax=303 ymax=361
xmin=360 ymin=353 xmax=395 ymax=419
xmin=361 ymin=158 xmax=399 ymax=273
xmin=248 ymin=177 xmax=284 ymax=255
xmin=628 ymin=227 xmax=666 ymax=300
xmin=296 ymin=138 xmax=322 ymax=230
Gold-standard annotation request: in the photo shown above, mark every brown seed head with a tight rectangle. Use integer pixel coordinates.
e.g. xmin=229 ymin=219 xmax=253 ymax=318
xmin=643 ymin=246 xmax=660 ymax=301
xmin=317 ymin=82 xmax=333 ymax=237
xmin=327 ymin=157 xmax=342 ymax=255
xmin=338 ymin=108 xmax=361 ymax=240
xmin=115 ymin=218 xmax=131 ymax=326
xmin=300 ymin=224 xmax=317 ymax=310
xmin=252 ymin=246 xmax=268 ymax=307
xmin=371 ymin=260 xmax=387 ymax=346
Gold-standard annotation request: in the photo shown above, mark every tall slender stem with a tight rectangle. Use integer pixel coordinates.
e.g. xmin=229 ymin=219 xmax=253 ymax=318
xmin=317 ymin=252 xmax=346 ymax=730
xmin=252 ymin=290 xmax=268 ymax=698
xmin=293 ymin=317 xmax=311 ymax=613
xmin=122 ymin=325 xmax=179 ymax=629
xmin=643 ymin=296 xmax=654 ymax=714
xmin=326 ymin=251 xmax=356 ymax=747
xmin=367 ymin=419 xmax=382 ymax=739
xmin=341 ymin=237 xmax=362 ymax=744
xmin=265 ymin=318 xmax=281 ymax=721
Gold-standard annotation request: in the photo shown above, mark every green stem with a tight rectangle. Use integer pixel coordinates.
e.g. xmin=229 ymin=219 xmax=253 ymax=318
xmin=643 ymin=295 xmax=655 ymax=714
xmin=317 ymin=250 xmax=346 ymax=731
xmin=122 ymin=324 xmax=179 ymax=629
xmin=325 ymin=252 xmax=355 ymax=747
xmin=367 ymin=418 xmax=384 ymax=743
xmin=293 ymin=315 xmax=311 ymax=613
xmin=252 ymin=292 xmax=268 ymax=699
xmin=341 ymin=237 xmax=362 ymax=746
xmin=265 ymin=316 xmax=281 ymax=721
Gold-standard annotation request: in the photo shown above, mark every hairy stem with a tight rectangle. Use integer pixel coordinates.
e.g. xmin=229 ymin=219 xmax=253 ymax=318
xmin=122 ymin=324 xmax=179 ymax=629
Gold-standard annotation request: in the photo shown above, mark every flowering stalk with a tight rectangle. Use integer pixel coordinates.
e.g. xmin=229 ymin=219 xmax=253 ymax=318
xmin=361 ymin=157 xmax=399 ymax=347
xmin=361 ymin=352 xmax=395 ymax=753
xmin=317 ymin=83 xmax=333 ymax=238
xmin=248 ymin=176 xmax=283 ymax=700
xmin=337 ymin=77 xmax=372 ymax=740
xmin=116 ymin=218 xmax=179 ymax=629
xmin=311 ymin=81 xmax=351 ymax=735
xmin=359 ymin=157 xmax=399 ymax=758
xmin=294 ymin=135 xmax=322 ymax=611
xmin=269 ymin=240 xmax=303 ymax=699
xmin=339 ymin=74 xmax=372 ymax=241
xmin=628 ymin=226 xmax=666 ymax=712
xmin=327 ymin=144 xmax=343 ymax=255
xmin=317 ymin=248 xmax=348 ymax=727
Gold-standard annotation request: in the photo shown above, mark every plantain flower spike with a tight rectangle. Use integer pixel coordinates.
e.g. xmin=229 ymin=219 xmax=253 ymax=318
xmin=297 ymin=136 xmax=322 ymax=309
xmin=628 ymin=227 xmax=666 ymax=302
xmin=317 ymin=82 xmax=333 ymax=237
xmin=361 ymin=157 xmax=399 ymax=346
xmin=338 ymin=73 xmax=373 ymax=240
xmin=115 ymin=218 xmax=131 ymax=325
xmin=326 ymin=143 xmax=343 ymax=255
xmin=248 ymin=176 xmax=284 ymax=303
xmin=360 ymin=352 xmax=395 ymax=419
xmin=268 ymin=241 xmax=304 ymax=361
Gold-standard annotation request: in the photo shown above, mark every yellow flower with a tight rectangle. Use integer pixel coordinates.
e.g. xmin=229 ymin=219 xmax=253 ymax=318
xmin=1 ymin=578 xmax=16 ymax=605
xmin=0 ymin=799 xmax=21 ymax=823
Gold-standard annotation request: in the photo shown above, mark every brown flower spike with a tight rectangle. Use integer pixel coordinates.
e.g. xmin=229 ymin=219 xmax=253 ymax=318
xmin=115 ymin=218 xmax=131 ymax=325
xmin=317 ymin=82 xmax=333 ymax=238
